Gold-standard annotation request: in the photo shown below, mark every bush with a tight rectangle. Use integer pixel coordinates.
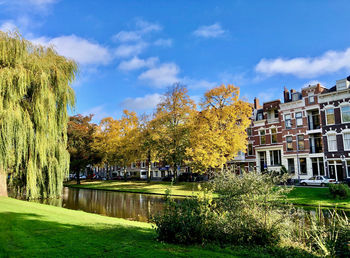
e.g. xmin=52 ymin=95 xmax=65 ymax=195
xmin=306 ymin=209 xmax=350 ymax=257
xmin=152 ymin=171 xmax=293 ymax=246
xmin=329 ymin=183 xmax=350 ymax=199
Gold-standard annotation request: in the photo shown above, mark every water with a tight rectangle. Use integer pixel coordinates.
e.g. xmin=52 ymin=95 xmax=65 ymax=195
xmin=34 ymin=187 xmax=176 ymax=222
xmin=28 ymin=187 xmax=349 ymax=222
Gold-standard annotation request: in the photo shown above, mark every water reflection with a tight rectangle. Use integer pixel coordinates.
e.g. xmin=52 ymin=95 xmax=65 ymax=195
xmin=34 ymin=187 xmax=174 ymax=222
xmin=27 ymin=187 xmax=349 ymax=222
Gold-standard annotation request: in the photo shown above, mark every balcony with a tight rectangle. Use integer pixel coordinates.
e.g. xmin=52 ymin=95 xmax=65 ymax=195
xmin=307 ymin=111 xmax=321 ymax=130
xmin=309 ymin=134 xmax=323 ymax=154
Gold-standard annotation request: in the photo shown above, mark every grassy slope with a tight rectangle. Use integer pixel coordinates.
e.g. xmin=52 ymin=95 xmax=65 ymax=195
xmin=65 ymin=180 xmax=205 ymax=196
xmin=0 ymin=197 xmax=309 ymax=257
xmin=286 ymin=187 xmax=350 ymax=209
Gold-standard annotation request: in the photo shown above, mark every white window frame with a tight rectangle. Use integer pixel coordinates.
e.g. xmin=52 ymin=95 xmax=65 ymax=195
xmin=270 ymin=127 xmax=277 ymax=143
xmin=327 ymin=133 xmax=337 ymax=152
xmin=325 ymin=108 xmax=335 ymax=125
xmin=285 ymin=114 xmax=291 ymax=129
xmin=343 ymin=131 xmax=350 ymax=151
xmin=141 ymin=161 xmax=146 ymax=168
xmin=131 ymin=162 xmax=136 ymax=169
xmin=340 ymin=105 xmax=350 ymax=123
xmin=296 ymin=112 xmax=303 ymax=127
xmin=309 ymin=95 xmax=315 ymax=104
xmin=297 ymin=134 xmax=305 ymax=151
xmin=260 ymin=129 xmax=266 ymax=145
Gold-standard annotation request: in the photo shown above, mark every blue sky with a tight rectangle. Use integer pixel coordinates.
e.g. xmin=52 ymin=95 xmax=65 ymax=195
xmin=1 ymin=0 xmax=350 ymax=122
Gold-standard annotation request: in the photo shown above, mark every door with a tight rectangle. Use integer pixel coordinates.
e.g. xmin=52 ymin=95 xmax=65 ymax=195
xmin=329 ymin=165 xmax=336 ymax=179
xmin=336 ymin=165 xmax=344 ymax=181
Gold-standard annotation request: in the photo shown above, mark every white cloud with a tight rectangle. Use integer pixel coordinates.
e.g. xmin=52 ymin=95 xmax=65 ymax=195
xmin=136 ymin=19 xmax=162 ymax=34
xmin=154 ymin=38 xmax=172 ymax=47
xmin=122 ymin=93 xmax=162 ymax=110
xmin=138 ymin=63 xmax=180 ymax=87
xmin=0 ymin=20 xmax=17 ymax=32
xmin=82 ymin=105 xmax=109 ymax=123
xmin=255 ymin=47 xmax=350 ymax=78
xmin=118 ymin=56 xmax=158 ymax=71
xmin=114 ymin=42 xmax=147 ymax=58
xmin=112 ymin=20 xmax=161 ymax=42
xmin=31 ymin=35 xmax=112 ymax=65
xmin=113 ymin=31 xmax=141 ymax=42
xmin=193 ymin=23 xmax=225 ymax=38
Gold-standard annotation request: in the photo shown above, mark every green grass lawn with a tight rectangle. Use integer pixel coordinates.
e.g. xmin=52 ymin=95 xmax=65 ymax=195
xmin=65 ymin=180 xmax=350 ymax=209
xmin=285 ymin=187 xmax=350 ymax=209
xmin=0 ymin=197 xmax=311 ymax=257
xmin=65 ymin=180 xmax=206 ymax=196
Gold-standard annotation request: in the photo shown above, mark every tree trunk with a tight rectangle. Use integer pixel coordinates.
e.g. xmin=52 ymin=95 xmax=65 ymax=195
xmin=0 ymin=169 xmax=8 ymax=197
xmin=173 ymin=164 xmax=177 ymax=183
xmin=147 ymin=150 xmax=151 ymax=183
xmin=124 ymin=166 xmax=127 ymax=182
xmin=76 ymin=170 xmax=80 ymax=185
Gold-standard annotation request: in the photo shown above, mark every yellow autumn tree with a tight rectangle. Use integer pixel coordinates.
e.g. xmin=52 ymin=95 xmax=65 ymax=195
xmin=93 ymin=110 xmax=140 ymax=180
xmin=186 ymin=84 xmax=251 ymax=172
xmin=154 ymin=83 xmax=196 ymax=180
xmin=138 ymin=114 xmax=161 ymax=182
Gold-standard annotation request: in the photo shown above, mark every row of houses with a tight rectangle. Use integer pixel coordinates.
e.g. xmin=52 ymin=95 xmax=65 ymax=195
xmin=234 ymin=75 xmax=350 ymax=181
xmin=90 ymin=76 xmax=350 ymax=182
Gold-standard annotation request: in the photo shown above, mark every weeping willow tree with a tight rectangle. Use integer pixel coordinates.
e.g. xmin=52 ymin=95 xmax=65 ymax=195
xmin=0 ymin=31 xmax=77 ymax=199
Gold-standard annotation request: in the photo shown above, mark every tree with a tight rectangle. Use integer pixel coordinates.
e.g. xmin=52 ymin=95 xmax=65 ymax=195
xmin=186 ymin=84 xmax=251 ymax=172
xmin=0 ymin=32 xmax=76 ymax=198
xmin=138 ymin=114 xmax=161 ymax=183
xmin=67 ymin=114 xmax=101 ymax=185
xmin=154 ymin=83 xmax=196 ymax=181
xmin=94 ymin=110 xmax=140 ymax=180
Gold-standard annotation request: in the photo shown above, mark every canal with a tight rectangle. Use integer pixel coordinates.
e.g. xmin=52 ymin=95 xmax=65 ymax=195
xmin=28 ymin=186 xmax=349 ymax=222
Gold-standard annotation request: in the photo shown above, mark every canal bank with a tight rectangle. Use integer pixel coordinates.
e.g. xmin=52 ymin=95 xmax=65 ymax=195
xmin=0 ymin=197 xmax=311 ymax=257
xmin=65 ymin=180 xmax=350 ymax=209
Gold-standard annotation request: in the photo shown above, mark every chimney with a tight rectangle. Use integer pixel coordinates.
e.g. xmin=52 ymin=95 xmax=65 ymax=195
xmin=283 ymin=87 xmax=290 ymax=102
xmin=254 ymin=97 xmax=261 ymax=109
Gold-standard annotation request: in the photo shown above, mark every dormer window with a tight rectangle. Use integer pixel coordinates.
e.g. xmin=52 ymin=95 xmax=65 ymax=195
xmin=257 ymin=113 xmax=263 ymax=120
xmin=292 ymin=93 xmax=301 ymax=101
xmin=336 ymin=78 xmax=349 ymax=91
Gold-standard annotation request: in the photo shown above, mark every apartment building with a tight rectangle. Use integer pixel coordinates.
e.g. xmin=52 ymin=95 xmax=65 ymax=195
xmin=236 ymin=76 xmax=349 ymax=182
xmin=319 ymin=76 xmax=350 ymax=181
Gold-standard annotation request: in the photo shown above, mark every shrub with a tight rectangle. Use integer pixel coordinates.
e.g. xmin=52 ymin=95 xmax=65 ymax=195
xmin=306 ymin=209 xmax=350 ymax=257
xmin=153 ymin=171 xmax=294 ymax=246
xmin=329 ymin=183 xmax=350 ymax=199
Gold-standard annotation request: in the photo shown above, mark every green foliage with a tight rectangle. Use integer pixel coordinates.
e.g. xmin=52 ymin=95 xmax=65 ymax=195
xmin=0 ymin=31 xmax=76 ymax=198
xmin=153 ymin=171 xmax=294 ymax=246
xmin=67 ymin=114 xmax=101 ymax=183
xmin=329 ymin=183 xmax=350 ymax=199
xmin=304 ymin=209 xmax=350 ymax=257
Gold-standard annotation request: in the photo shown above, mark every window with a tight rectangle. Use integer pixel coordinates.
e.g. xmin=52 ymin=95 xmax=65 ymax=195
xmin=274 ymin=110 xmax=279 ymax=118
xmin=141 ymin=161 xmax=146 ymax=168
xmin=247 ymin=127 xmax=252 ymax=136
xmin=287 ymin=158 xmax=295 ymax=174
xmin=347 ymin=161 xmax=350 ymax=178
xmin=292 ymin=93 xmax=300 ymax=101
xmin=271 ymin=128 xmax=277 ymax=143
xmin=343 ymin=132 xmax=350 ymax=150
xmin=299 ymin=158 xmax=307 ymax=175
xmin=309 ymin=95 xmax=315 ymax=104
xmin=260 ymin=130 xmax=266 ymax=145
xmin=296 ymin=112 xmax=303 ymax=127
xmin=248 ymin=144 xmax=253 ymax=156
xmin=285 ymin=114 xmax=291 ymax=129
xmin=326 ymin=108 xmax=335 ymax=125
xmin=311 ymin=157 xmax=324 ymax=176
xmin=269 ymin=150 xmax=281 ymax=166
xmin=152 ymin=162 xmax=157 ymax=168
xmin=286 ymin=136 xmax=293 ymax=151
xmin=131 ymin=163 xmax=136 ymax=169
xmin=257 ymin=113 xmax=263 ymax=120
xmin=327 ymin=134 xmax=337 ymax=151
xmin=297 ymin=135 xmax=304 ymax=150
xmin=341 ymin=106 xmax=350 ymax=123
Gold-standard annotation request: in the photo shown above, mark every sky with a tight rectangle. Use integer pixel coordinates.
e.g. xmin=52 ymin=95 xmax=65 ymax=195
xmin=1 ymin=0 xmax=350 ymax=122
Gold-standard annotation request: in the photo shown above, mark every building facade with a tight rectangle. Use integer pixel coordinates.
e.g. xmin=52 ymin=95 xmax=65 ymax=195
xmin=237 ymin=76 xmax=350 ymax=182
